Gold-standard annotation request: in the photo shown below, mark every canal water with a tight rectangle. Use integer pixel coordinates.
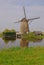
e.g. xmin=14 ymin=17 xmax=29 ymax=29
xmin=0 ymin=38 xmax=44 ymax=49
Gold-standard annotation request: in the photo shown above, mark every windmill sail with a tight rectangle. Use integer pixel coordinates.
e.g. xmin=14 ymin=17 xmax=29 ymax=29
xmin=23 ymin=7 xmax=26 ymax=19
xmin=28 ymin=17 xmax=40 ymax=21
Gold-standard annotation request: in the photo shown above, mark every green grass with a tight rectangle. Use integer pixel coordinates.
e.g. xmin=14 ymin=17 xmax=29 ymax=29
xmin=0 ymin=47 xmax=44 ymax=65
xmin=0 ymin=33 xmax=3 ymax=38
xmin=22 ymin=32 xmax=44 ymax=41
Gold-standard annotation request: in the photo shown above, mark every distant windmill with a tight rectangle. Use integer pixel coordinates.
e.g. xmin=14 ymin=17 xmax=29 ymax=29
xmin=14 ymin=7 xmax=40 ymax=34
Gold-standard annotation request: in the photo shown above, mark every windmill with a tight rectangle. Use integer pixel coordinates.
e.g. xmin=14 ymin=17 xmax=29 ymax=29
xmin=14 ymin=7 xmax=40 ymax=34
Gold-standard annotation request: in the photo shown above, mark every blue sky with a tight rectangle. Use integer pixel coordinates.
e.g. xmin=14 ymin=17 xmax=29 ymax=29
xmin=0 ymin=0 xmax=44 ymax=32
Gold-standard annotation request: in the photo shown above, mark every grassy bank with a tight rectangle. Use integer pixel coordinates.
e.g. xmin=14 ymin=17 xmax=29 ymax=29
xmin=0 ymin=47 xmax=44 ymax=65
xmin=0 ymin=32 xmax=44 ymax=41
xmin=22 ymin=32 xmax=44 ymax=41
xmin=0 ymin=33 xmax=3 ymax=38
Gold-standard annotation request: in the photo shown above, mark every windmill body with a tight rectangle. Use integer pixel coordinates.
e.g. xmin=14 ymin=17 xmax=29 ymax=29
xmin=20 ymin=18 xmax=29 ymax=34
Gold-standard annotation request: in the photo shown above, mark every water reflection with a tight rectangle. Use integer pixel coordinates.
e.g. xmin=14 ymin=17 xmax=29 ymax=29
xmin=3 ymin=39 xmax=16 ymax=44
xmin=2 ymin=38 xmax=29 ymax=47
xmin=20 ymin=39 xmax=29 ymax=47
xmin=3 ymin=38 xmax=16 ymax=44
xmin=2 ymin=37 xmax=43 ymax=47
xmin=31 ymin=39 xmax=43 ymax=43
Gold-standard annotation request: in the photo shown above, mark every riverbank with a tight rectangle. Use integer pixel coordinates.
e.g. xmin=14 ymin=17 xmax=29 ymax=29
xmin=22 ymin=32 xmax=44 ymax=41
xmin=0 ymin=32 xmax=44 ymax=41
xmin=0 ymin=33 xmax=3 ymax=38
xmin=0 ymin=47 xmax=44 ymax=65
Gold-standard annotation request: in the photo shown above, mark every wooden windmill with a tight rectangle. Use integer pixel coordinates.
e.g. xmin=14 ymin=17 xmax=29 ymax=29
xmin=14 ymin=7 xmax=40 ymax=34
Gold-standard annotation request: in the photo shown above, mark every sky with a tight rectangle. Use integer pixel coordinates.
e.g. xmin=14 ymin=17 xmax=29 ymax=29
xmin=0 ymin=0 xmax=44 ymax=32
